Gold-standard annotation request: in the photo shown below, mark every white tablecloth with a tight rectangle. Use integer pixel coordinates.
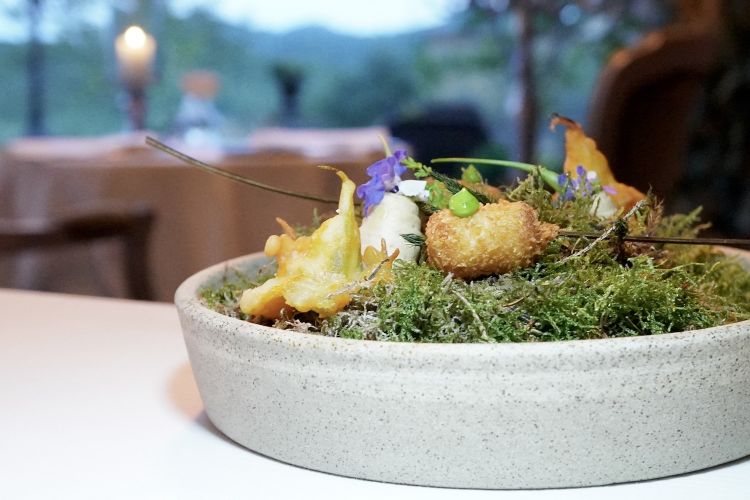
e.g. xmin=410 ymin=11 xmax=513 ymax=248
xmin=1 ymin=288 xmax=749 ymax=499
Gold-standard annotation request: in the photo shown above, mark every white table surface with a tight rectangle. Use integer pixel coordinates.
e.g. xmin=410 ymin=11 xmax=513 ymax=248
xmin=1 ymin=288 xmax=749 ymax=500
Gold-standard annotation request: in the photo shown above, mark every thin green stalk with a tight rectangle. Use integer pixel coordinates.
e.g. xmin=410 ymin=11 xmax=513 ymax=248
xmin=432 ymin=157 xmax=562 ymax=192
xmin=146 ymin=136 xmax=340 ymax=204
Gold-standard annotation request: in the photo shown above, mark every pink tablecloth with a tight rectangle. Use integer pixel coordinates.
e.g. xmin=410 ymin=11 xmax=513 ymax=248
xmin=0 ymin=137 xmax=375 ymax=301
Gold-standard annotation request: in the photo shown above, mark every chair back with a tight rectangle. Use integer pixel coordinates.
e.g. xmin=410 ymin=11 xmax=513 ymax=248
xmin=587 ymin=26 xmax=718 ymax=199
xmin=0 ymin=205 xmax=155 ymax=300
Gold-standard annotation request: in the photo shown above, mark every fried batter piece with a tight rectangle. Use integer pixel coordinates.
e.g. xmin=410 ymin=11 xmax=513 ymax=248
xmin=551 ymin=115 xmax=646 ymax=211
xmin=240 ymin=171 xmax=362 ymax=319
xmin=426 ymin=200 xmax=559 ymax=279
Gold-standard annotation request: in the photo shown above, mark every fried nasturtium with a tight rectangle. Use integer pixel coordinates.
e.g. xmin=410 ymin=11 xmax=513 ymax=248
xmin=239 ymin=171 xmax=396 ymax=319
xmin=551 ymin=115 xmax=646 ymax=211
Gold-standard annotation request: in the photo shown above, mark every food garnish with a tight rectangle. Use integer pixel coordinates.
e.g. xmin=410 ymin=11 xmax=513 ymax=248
xmin=240 ymin=171 xmax=374 ymax=319
xmin=426 ymin=199 xmax=559 ymax=279
xmin=447 ymin=188 xmax=480 ymax=218
xmin=359 ymin=192 xmax=422 ymax=262
xmin=145 ymin=121 xmax=750 ymax=343
xmin=551 ymin=114 xmax=646 ymax=213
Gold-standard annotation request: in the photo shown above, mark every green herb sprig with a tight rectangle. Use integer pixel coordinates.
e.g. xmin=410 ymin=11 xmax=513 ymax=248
xmin=402 ymin=157 xmax=491 ymax=205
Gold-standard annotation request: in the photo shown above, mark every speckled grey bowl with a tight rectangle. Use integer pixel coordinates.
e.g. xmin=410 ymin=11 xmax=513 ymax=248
xmin=175 ymin=250 xmax=750 ymax=489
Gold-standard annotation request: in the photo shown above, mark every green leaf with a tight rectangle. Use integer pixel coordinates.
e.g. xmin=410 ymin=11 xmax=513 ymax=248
xmin=461 ymin=165 xmax=483 ymax=184
xmin=400 ymin=233 xmax=426 ymax=247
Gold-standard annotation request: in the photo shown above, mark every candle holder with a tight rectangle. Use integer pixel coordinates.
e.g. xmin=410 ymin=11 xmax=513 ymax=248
xmin=115 ymin=25 xmax=156 ymax=131
xmin=125 ymin=86 xmax=147 ymax=131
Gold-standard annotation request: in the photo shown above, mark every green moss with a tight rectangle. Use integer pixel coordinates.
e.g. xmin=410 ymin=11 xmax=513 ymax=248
xmin=291 ymin=208 xmax=323 ymax=236
xmin=199 ymin=265 xmax=275 ymax=320
xmin=200 ymin=170 xmax=750 ymax=343
xmin=520 ymin=257 xmax=719 ymax=340
xmin=314 ymin=253 xmax=738 ymax=343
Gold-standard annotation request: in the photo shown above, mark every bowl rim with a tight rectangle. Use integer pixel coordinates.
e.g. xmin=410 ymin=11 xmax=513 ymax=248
xmin=175 ymin=247 xmax=750 ymax=355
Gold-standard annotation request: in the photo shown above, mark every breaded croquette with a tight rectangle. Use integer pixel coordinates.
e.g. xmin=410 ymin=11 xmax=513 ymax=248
xmin=425 ymin=200 xmax=559 ymax=279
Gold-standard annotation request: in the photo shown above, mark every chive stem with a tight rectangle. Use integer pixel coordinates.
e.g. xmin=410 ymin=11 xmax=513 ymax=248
xmin=146 ymin=136 xmax=340 ymax=204
xmin=432 ymin=157 xmax=562 ymax=192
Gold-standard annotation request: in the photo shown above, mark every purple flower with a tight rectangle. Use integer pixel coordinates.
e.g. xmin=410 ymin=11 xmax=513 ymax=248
xmin=558 ymin=165 xmax=594 ymax=201
xmin=575 ymin=165 xmax=587 ymax=180
xmin=558 ymin=165 xmax=620 ymax=203
xmin=356 ymin=150 xmax=407 ymax=215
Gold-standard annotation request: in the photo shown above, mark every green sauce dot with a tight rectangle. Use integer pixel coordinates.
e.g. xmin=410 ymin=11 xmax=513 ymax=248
xmin=449 ymin=188 xmax=480 ymax=217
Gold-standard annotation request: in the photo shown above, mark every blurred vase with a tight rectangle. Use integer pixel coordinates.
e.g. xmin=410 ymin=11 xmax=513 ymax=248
xmin=172 ymin=70 xmax=224 ymax=148
xmin=271 ymin=62 xmax=305 ymax=127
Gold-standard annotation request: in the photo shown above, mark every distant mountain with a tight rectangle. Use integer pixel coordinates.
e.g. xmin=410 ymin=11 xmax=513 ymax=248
xmin=250 ymin=25 xmax=429 ymax=70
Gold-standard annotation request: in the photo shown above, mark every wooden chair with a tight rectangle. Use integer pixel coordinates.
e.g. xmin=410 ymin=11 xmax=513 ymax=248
xmin=587 ymin=25 xmax=719 ymax=200
xmin=0 ymin=204 xmax=155 ymax=300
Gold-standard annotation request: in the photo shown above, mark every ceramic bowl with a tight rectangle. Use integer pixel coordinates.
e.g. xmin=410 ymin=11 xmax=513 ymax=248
xmin=175 ymin=251 xmax=750 ymax=489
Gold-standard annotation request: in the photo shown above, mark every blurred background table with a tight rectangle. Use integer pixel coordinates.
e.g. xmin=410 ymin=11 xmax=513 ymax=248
xmin=0 ymin=132 xmax=377 ymax=302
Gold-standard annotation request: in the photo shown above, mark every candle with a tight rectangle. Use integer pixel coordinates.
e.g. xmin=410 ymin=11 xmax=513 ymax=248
xmin=115 ymin=25 xmax=156 ymax=89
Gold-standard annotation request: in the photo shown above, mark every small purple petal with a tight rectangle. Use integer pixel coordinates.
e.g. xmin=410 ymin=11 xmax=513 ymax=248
xmin=602 ymin=185 xmax=617 ymax=195
xmin=582 ymin=177 xmax=593 ymax=194
xmin=357 ymin=150 xmax=409 ymax=214
xmin=576 ymin=165 xmax=586 ymax=178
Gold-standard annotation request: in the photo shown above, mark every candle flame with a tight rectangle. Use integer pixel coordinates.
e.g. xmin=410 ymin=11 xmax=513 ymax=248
xmin=123 ymin=26 xmax=147 ymax=49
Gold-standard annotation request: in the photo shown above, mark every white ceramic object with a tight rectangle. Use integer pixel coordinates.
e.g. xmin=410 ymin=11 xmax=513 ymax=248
xmin=175 ymin=252 xmax=750 ymax=489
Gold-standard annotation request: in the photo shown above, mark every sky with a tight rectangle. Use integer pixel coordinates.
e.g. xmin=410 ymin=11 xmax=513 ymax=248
xmin=0 ymin=0 xmax=463 ymax=42
xmin=171 ymin=0 xmax=463 ymax=36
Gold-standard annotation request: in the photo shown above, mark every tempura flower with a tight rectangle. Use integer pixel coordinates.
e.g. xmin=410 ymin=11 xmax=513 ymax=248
xmin=552 ymin=115 xmax=646 ymax=212
xmin=240 ymin=171 xmax=362 ymax=319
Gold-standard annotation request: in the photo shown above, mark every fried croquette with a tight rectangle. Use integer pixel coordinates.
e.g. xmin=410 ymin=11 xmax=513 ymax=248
xmin=425 ymin=200 xmax=559 ymax=279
